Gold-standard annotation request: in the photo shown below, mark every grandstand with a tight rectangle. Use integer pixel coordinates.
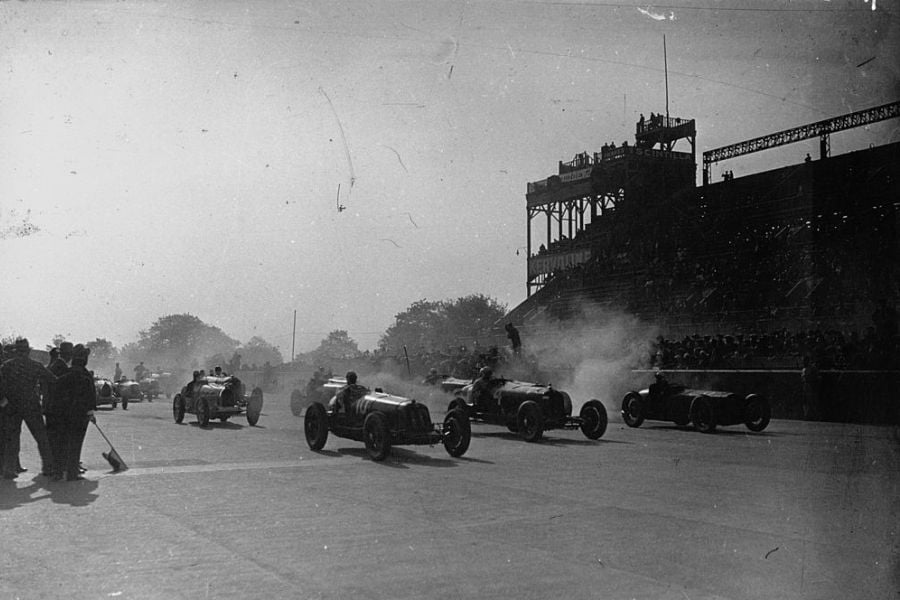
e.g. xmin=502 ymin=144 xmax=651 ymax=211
xmin=508 ymin=104 xmax=900 ymax=343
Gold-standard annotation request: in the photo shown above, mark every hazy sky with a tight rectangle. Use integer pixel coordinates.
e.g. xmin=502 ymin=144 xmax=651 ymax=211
xmin=2 ymin=1 xmax=898 ymax=354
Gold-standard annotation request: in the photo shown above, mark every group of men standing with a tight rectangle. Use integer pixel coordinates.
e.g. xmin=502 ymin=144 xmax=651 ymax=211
xmin=0 ymin=338 xmax=97 ymax=482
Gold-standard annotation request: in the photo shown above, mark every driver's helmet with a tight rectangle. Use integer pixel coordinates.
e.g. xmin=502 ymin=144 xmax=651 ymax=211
xmin=654 ymin=370 xmax=668 ymax=383
xmin=479 ymin=366 xmax=493 ymax=379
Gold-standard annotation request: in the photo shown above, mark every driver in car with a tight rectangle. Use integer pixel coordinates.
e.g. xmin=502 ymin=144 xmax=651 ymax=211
xmin=467 ymin=367 xmax=499 ymax=412
xmin=331 ymin=371 xmax=367 ymax=415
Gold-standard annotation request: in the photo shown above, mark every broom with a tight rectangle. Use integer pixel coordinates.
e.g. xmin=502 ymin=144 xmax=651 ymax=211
xmin=92 ymin=420 xmax=128 ymax=472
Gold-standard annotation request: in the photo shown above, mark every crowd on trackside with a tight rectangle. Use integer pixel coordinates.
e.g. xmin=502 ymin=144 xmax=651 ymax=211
xmin=0 ymin=339 xmax=97 ymax=482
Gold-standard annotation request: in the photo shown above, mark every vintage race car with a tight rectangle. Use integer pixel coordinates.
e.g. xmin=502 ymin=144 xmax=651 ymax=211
xmin=620 ymin=382 xmax=771 ymax=433
xmin=290 ymin=377 xmax=344 ymax=417
xmin=114 ymin=379 xmax=144 ymax=403
xmin=303 ymin=379 xmax=471 ymax=461
xmin=94 ymin=377 xmax=124 ymax=409
xmin=172 ymin=375 xmax=263 ymax=427
xmin=448 ymin=378 xmax=608 ymax=443
xmin=139 ymin=375 xmax=162 ymax=400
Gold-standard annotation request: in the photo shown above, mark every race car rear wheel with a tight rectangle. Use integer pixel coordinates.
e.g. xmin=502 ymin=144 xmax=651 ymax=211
xmin=305 ymin=402 xmax=329 ymax=451
xmin=173 ymin=394 xmax=185 ymax=424
xmin=621 ymin=393 xmax=644 ymax=428
xmin=246 ymin=387 xmax=263 ymax=426
xmin=363 ymin=412 xmax=391 ymax=461
xmin=442 ymin=409 xmax=471 ymax=457
xmin=580 ymin=399 xmax=608 ymax=440
xmin=691 ymin=396 xmax=716 ymax=433
xmin=743 ymin=394 xmax=771 ymax=432
xmin=516 ymin=401 xmax=543 ymax=443
xmin=196 ymin=397 xmax=211 ymax=427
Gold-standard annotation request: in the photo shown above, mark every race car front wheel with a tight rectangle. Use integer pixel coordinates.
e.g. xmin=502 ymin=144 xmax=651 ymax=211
xmin=621 ymin=393 xmax=644 ymax=428
xmin=580 ymin=399 xmax=608 ymax=439
xmin=305 ymin=402 xmax=329 ymax=451
xmin=196 ymin=397 xmax=211 ymax=427
xmin=364 ymin=412 xmax=391 ymax=461
xmin=517 ymin=401 xmax=544 ymax=443
xmin=442 ymin=409 xmax=471 ymax=457
xmin=246 ymin=387 xmax=263 ymax=426
xmin=743 ymin=394 xmax=771 ymax=432
xmin=173 ymin=394 xmax=185 ymax=424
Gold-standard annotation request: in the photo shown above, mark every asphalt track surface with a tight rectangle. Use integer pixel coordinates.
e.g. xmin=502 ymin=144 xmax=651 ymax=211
xmin=1 ymin=391 xmax=897 ymax=600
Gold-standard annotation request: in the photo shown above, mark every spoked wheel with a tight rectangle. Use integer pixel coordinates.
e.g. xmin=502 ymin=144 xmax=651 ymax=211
xmin=621 ymin=393 xmax=644 ymax=428
xmin=173 ymin=394 xmax=185 ymax=423
xmin=516 ymin=401 xmax=544 ymax=443
xmin=579 ymin=399 xmax=608 ymax=440
xmin=691 ymin=396 xmax=716 ymax=433
xmin=304 ymin=402 xmax=329 ymax=451
xmin=442 ymin=409 xmax=471 ymax=457
xmin=743 ymin=394 xmax=771 ymax=432
xmin=246 ymin=387 xmax=263 ymax=426
xmin=363 ymin=412 xmax=391 ymax=461
xmin=196 ymin=397 xmax=210 ymax=427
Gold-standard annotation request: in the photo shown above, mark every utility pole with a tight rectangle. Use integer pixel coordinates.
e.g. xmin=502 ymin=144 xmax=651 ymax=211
xmin=291 ymin=309 xmax=297 ymax=363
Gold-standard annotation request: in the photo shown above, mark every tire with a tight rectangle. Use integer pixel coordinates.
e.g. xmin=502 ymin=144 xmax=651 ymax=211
xmin=580 ymin=399 xmax=608 ymax=440
xmin=173 ymin=394 xmax=185 ymax=424
xmin=196 ymin=397 xmax=210 ymax=427
xmin=304 ymin=402 xmax=329 ymax=451
xmin=442 ymin=409 xmax=471 ymax=457
xmin=744 ymin=394 xmax=771 ymax=432
xmin=246 ymin=387 xmax=263 ymax=426
xmin=691 ymin=396 xmax=716 ymax=433
xmin=447 ymin=398 xmax=467 ymax=415
xmin=363 ymin=412 xmax=391 ymax=461
xmin=560 ymin=391 xmax=573 ymax=417
xmin=516 ymin=401 xmax=543 ymax=443
xmin=621 ymin=393 xmax=644 ymax=428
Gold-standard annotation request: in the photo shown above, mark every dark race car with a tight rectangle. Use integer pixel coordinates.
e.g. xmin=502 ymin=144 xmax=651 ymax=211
xmin=139 ymin=375 xmax=162 ymax=400
xmin=114 ymin=379 xmax=144 ymax=404
xmin=303 ymin=379 xmax=471 ymax=461
xmin=94 ymin=377 xmax=124 ymax=409
xmin=620 ymin=379 xmax=771 ymax=433
xmin=447 ymin=377 xmax=608 ymax=443
xmin=172 ymin=375 xmax=263 ymax=427
xmin=290 ymin=376 xmax=344 ymax=417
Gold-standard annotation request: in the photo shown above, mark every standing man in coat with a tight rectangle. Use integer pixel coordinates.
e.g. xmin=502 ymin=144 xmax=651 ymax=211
xmin=53 ymin=345 xmax=96 ymax=481
xmin=0 ymin=338 xmax=57 ymax=479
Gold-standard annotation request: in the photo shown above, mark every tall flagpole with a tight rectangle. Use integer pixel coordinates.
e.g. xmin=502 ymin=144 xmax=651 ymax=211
xmin=664 ymin=34 xmax=669 ymax=121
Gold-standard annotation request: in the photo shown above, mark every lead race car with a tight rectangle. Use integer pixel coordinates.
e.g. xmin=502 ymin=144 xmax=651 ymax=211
xmin=620 ymin=373 xmax=771 ymax=433
xmin=448 ymin=373 xmax=608 ymax=443
xmin=303 ymin=377 xmax=471 ymax=461
xmin=94 ymin=377 xmax=124 ymax=409
xmin=172 ymin=375 xmax=263 ymax=427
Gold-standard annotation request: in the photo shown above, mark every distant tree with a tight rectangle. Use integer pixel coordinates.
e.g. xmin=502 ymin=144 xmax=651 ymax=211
xmin=378 ymin=294 xmax=507 ymax=353
xmin=238 ymin=336 xmax=284 ymax=367
xmin=85 ymin=338 xmax=117 ymax=363
xmin=311 ymin=330 xmax=361 ymax=361
xmin=51 ymin=334 xmax=69 ymax=348
xmin=121 ymin=314 xmax=239 ymax=369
